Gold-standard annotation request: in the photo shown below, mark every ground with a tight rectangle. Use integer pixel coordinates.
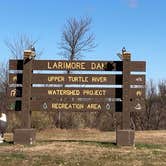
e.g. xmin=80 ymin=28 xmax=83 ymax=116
xmin=0 ymin=129 xmax=166 ymax=166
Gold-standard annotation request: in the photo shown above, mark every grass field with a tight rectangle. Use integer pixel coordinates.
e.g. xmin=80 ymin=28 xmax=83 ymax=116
xmin=0 ymin=129 xmax=166 ymax=166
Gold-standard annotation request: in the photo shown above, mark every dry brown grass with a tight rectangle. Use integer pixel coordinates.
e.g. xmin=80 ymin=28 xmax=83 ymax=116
xmin=0 ymin=129 xmax=166 ymax=166
xmin=135 ymin=130 xmax=166 ymax=144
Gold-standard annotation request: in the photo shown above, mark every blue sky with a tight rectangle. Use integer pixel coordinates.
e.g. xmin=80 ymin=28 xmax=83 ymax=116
xmin=0 ymin=0 xmax=165 ymax=82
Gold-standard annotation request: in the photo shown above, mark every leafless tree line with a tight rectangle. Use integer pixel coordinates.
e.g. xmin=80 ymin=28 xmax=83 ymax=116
xmin=0 ymin=63 xmax=8 ymax=114
xmin=131 ymin=80 xmax=166 ymax=130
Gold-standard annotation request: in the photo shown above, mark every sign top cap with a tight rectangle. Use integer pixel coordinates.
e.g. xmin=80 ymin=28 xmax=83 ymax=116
xmin=122 ymin=52 xmax=131 ymax=60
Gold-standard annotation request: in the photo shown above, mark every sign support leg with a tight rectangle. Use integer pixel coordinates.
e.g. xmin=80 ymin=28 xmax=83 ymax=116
xmin=13 ymin=50 xmax=36 ymax=145
xmin=116 ymin=51 xmax=135 ymax=146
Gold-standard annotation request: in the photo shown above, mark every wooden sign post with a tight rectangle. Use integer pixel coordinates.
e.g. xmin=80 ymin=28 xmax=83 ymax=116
xmin=21 ymin=50 xmax=33 ymax=128
xmin=116 ymin=52 xmax=134 ymax=146
xmin=122 ymin=52 xmax=131 ymax=129
xmin=13 ymin=50 xmax=36 ymax=145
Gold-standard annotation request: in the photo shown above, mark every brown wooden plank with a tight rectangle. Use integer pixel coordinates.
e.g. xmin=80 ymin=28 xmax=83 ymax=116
xmin=8 ymin=97 xmax=22 ymax=101
xmin=31 ymin=97 xmax=122 ymax=103
xmin=130 ymin=98 xmax=145 ymax=111
xmin=8 ymin=87 xmax=22 ymax=98
xmin=8 ymin=99 xmax=22 ymax=111
xmin=130 ymin=88 xmax=146 ymax=112
xmin=130 ymin=75 xmax=145 ymax=85
xmin=130 ymin=88 xmax=145 ymax=99
xmin=30 ymin=100 xmax=119 ymax=112
xmin=9 ymin=60 xmax=146 ymax=72
xmin=10 ymin=73 xmax=145 ymax=85
xmin=32 ymin=74 xmax=122 ymax=85
xmin=9 ymin=73 xmax=23 ymax=84
xmin=32 ymin=60 xmax=123 ymax=71
xmin=9 ymin=60 xmax=23 ymax=70
xmin=130 ymin=61 xmax=146 ymax=72
xmin=31 ymin=87 xmax=122 ymax=98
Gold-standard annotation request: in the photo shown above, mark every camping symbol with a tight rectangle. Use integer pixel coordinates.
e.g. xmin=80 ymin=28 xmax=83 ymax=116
xmin=13 ymin=76 xmax=17 ymax=82
xmin=134 ymin=103 xmax=142 ymax=110
xmin=136 ymin=90 xmax=142 ymax=97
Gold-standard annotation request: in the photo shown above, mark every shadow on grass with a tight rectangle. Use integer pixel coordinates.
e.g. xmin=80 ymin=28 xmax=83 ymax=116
xmin=0 ymin=139 xmax=117 ymax=148
xmin=37 ymin=139 xmax=117 ymax=148
xmin=0 ymin=140 xmax=14 ymax=146
xmin=135 ymin=143 xmax=165 ymax=149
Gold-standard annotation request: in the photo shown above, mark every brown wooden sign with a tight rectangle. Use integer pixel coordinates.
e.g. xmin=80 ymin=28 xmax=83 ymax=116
xmin=30 ymin=101 xmax=119 ymax=112
xmin=9 ymin=73 xmax=145 ymax=86
xmin=31 ymin=74 xmax=122 ymax=85
xmin=9 ymin=73 xmax=23 ymax=84
xmin=9 ymin=60 xmax=23 ymax=70
xmin=32 ymin=60 xmax=122 ymax=71
xmin=8 ymin=50 xmax=146 ymax=146
xmin=8 ymin=100 xmax=22 ymax=111
xmin=130 ymin=88 xmax=145 ymax=112
xmin=130 ymin=88 xmax=145 ymax=99
xmin=9 ymin=60 xmax=146 ymax=72
xmin=130 ymin=61 xmax=146 ymax=72
xmin=131 ymin=98 xmax=145 ymax=111
xmin=8 ymin=87 xmax=22 ymax=98
xmin=8 ymin=87 xmax=144 ymax=99
xmin=31 ymin=87 xmax=123 ymax=98
xmin=130 ymin=75 xmax=145 ymax=85
xmin=8 ymin=54 xmax=146 ymax=130
xmin=8 ymin=97 xmax=122 ymax=112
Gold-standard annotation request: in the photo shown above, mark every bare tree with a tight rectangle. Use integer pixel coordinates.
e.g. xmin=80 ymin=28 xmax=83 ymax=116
xmin=5 ymin=33 xmax=42 ymax=59
xmin=144 ymin=80 xmax=157 ymax=129
xmin=0 ymin=62 xmax=9 ymax=113
xmin=59 ymin=16 xmax=96 ymax=60
xmin=155 ymin=80 xmax=166 ymax=129
xmin=57 ymin=17 xmax=96 ymax=128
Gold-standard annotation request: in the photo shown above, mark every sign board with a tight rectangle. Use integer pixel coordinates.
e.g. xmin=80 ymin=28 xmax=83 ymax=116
xmin=8 ymin=50 xmax=146 ymax=146
xmin=33 ymin=60 xmax=123 ymax=71
xmin=9 ymin=73 xmax=23 ymax=84
xmin=32 ymin=74 xmax=123 ymax=85
xmin=30 ymin=100 xmax=120 ymax=112
xmin=9 ymin=73 xmax=123 ymax=85
xmin=8 ymin=57 xmax=146 ymax=119
xmin=31 ymin=87 xmax=122 ymax=98
xmin=8 ymin=87 xmax=22 ymax=98
xmin=9 ymin=60 xmax=23 ymax=70
xmin=130 ymin=75 xmax=145 ymax=85
xmin=9 ymin=60 xmax=146 ymax=71
xmin=9 ymin=73 xmax=146 ymax=85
